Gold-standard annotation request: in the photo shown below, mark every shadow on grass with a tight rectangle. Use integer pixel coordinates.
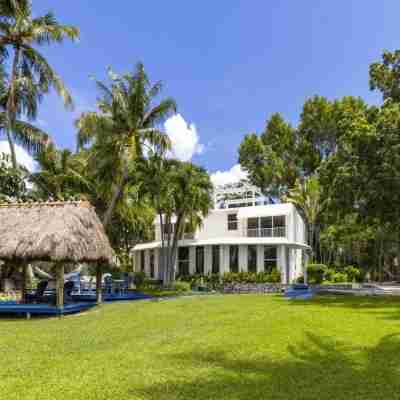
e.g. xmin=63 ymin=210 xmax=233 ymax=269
xmin=133 ymin=332 xmax=400 ymax=400
xmin=283 ymin=294 xmax=400 ymax=320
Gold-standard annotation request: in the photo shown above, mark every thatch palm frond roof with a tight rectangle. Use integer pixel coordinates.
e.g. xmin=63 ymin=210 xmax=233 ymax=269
xmin=0 ymin=201 xmax=115 ymax=265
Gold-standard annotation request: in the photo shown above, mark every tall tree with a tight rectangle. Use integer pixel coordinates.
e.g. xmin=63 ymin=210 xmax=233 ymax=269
xmin=0 ymin=0 xmax=79 ymax=168
xmin=283 ymin=175 xmax=324 ymax=260
xmin=76 ymin=63 xmax=176 ymax=229
xmin=31 ymin=144 xmax=91 ymax=200
xmin=143 ymin=156 xmax=213 ymax=284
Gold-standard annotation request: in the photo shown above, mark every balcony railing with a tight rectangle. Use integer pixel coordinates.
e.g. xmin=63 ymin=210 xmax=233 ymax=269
xmin=246 ymin=227 xmax=286 ymax=238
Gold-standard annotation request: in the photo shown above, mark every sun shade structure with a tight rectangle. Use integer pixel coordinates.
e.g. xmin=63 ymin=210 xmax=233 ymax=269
xmin=0 ymin=201 xmax=115 ymax=313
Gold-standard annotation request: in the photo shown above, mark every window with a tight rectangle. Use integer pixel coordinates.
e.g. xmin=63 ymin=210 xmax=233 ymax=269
xmin=247 ymin=245 xmax=257 ymax=273
xmin=264 ymin=246 xmax=277 ymax=273
xmin=227 ymin=214 xmax=238 ymax=230
xmin=247 ymin=215 xmax=286 ymax=237
xmin=195 ymin=246 xmax=204 ymax=274
xmin=229 ymin=245 xmax=239 ymax=272
xmin=178 ymin=247 xmax=190 ymax=276
xmin=140 ymin=251 xmax=145 ymax=272
xmin=212 ymin=245 xmax=220 ymax=274
xmin=150 ymin=250 xmax=155 ymax=278
xmin=163 ymin=223 xmax=175 ymax=235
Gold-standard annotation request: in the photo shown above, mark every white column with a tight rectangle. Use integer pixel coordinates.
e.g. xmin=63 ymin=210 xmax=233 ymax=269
xmin=154 ymin=248 xmax=159 ymax=279
xmin=239 ymin=245 xmax=248 ymax=272
xmin=257 ymin=245 xmax=264 ymax=273
xmin=189 ymin=246 xmax=196 ymax=275
xmin=204 ymin=245 xmax=212 ymax=275
xmin=219 ymin=245 xmax=225 ymax=275
xmin=221 ymin=245 xmax=229 ymax=274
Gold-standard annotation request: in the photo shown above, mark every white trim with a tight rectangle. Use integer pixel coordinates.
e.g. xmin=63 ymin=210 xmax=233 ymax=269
xmin=134 ymin=238 xmax=310 ymax=251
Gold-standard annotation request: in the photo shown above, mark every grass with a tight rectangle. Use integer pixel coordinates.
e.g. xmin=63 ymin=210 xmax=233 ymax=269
xmin=1 ymin=294 xmax=400 ymax=399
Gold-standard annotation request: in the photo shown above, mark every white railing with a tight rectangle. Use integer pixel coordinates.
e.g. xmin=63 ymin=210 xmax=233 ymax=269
xmin=246 ymin=227 xmax=286 ymax=238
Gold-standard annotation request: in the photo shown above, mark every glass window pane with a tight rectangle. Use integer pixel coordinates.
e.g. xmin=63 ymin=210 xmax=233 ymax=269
xmin=228 ymin=214 xmax=238 ymax=230
xmin=178 ymin=247 xmax=190 ymax=276
xmin=140 ymin=251 xmax=145 ymax=272
xmin=196 ymin=246 xmax=204 ymax=274
xmin=212 ymin=245 xmax=220 ymax=274
xmin=264 ymin=246 xmax=277 ymax=260
xmin=248 ymin=245 xmax=257 ymax=273
xmin=229 ymin=245 xmax=239 ymax=273
xmin=150 ymin=251 xmax=155 ymax=278
xmin=274 ymin=215 xmax=285 ymax=227
xmin=261 ymin=216 xmax=272 ymax=229
xmin=247 ymin=217 xmax=258 ymax=229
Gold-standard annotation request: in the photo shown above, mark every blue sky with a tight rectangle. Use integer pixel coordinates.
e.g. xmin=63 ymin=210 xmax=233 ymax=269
xmin=2 ymin=1 xmax=399 ymax=181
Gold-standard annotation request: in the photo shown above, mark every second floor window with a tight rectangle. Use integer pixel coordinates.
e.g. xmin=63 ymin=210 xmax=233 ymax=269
xmin=228 ymin=214 xmax=238 ymax=230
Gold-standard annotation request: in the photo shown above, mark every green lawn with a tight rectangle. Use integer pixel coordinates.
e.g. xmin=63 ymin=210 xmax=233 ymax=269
xmin=1 ymin=294 xmax=400 ymax=400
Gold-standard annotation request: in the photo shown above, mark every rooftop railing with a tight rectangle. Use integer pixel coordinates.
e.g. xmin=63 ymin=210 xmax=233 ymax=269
xmin=246 ymin=226 xmax=286 ymax=238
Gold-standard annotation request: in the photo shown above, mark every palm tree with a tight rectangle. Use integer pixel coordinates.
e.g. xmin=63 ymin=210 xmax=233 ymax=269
xmin=143 ymin=157 xmax=213 ymax=284
xmin=284 ymin=175 xmax=324 ymax=261
xmin=31 ymin=144 xmax=91 ymax=200
xmin=76 ymin=63 xmax=176 ymax=229
xmin=0 ymin=63 xmax=51 ymax=164
xmin=0 ymin=0 xmax=79 ymax=168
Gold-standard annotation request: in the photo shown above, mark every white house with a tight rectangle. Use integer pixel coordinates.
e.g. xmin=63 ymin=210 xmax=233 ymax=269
xmin=133 ymin=182 xmax=309 ymax=284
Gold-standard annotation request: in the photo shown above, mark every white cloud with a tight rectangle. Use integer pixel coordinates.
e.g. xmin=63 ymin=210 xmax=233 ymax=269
xmin=210 ymin=164 xmax=248 ymax=186
xmin=0 ymin=141 xmax=35 ymax=171
xmin=164 ymin=114 xmax=204 ymax=162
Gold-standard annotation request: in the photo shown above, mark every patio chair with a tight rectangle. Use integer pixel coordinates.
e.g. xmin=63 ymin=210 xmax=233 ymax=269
xmin=25 ymin=280 xmax=48 ymax=303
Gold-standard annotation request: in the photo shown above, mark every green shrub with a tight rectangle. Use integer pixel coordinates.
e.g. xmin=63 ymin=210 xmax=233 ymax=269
xmin=133 ymin=271 xmax=146 ymax=287
xmin=343 ymin=266 xmax=362 ymax=283
xmin=168 ymin=281 xmax=191 ymax=292
xmin=332 ymin=272 xmax=348 ymax=283
xmin=307 ymin=264 xmax=328 ymax=284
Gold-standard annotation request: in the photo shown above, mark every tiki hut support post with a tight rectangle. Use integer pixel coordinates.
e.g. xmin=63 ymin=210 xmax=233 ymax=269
xmin=96 ymin=264 xmax=102 ymax=305
xmin=21 ymin=263 xmax=28 ymax=304
xmin=56 ymin=264 xmax=65 ymax=314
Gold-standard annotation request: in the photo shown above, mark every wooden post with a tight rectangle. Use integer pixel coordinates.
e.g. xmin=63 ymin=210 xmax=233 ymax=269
xmin=21 ymin=263 xmax=27 ymax=304
xmin=96 ymin=264 xmax=102 ymax=305
xmin=56 ymin=264 xmax=65 ymax=314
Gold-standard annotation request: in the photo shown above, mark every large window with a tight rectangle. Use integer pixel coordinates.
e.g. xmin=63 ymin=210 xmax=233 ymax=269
xmin=178 ymin=247 xmax=190 ymax=276
xmin=229 ymin=245 xmax=239 ymax=272
xmin=247 ymin=245 xmax=257 ymax=273
xmin=140 ymin=251 xmax=145 ymax=272
xmin=195 ymin=246 xmax=204 ymax=274
xmin=247 ymin=215 xmax=286 ymax=237
xmin=212 ymin=245 xmax=220 ymax=274
xmin=264 ymin=246 xmax=277 ymax=272
xmin=227 ymin=214 xmax=238 ymax=231
xmin=150 ymin=250 xmax=155 ymax=278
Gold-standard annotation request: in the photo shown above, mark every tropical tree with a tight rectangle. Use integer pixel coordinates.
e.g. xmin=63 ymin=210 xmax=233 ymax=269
xmin=143 ymin=156 xmax=213 ymax=284
xmin=0 ymin=0 xmax=79 ymax=168
xmin=76 ymin=63 xmax=176 ymax=229
xmin=31 ymin=145 xmax=91 ymax=200
xmin=284 ymin=175 xmax=324 ymax=261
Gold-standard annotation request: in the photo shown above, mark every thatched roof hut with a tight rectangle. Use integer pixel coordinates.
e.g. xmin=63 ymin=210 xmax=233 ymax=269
xmin=0 ymin=201 xmax=114 ymax=264
xmin=0 ymin=201 xmax=115 ymax=308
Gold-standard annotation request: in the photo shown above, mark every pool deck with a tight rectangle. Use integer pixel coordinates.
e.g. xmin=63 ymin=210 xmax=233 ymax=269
xmin=71 ymin=291 xmax=152 ymax=302
xmin=0 ymin=302 xmax=96 ymax=316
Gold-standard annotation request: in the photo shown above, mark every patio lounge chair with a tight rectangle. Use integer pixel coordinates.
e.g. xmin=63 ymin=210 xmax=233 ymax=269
xmin=26 ymin=280 xmax=48 ymax=303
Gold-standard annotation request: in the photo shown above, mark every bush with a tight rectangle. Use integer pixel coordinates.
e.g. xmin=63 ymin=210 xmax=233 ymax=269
xmin=133 ymin=272 xmax=146 ymax=288
xmin=343 ymin=266 xmax=363 ymax=283
xmin=307 ymin=264 xmax=328 ymax=284
xmin=168 ymin=281 xmax=191 ymax=292
xmin=332 ymin=272 xmax=348 ymax=283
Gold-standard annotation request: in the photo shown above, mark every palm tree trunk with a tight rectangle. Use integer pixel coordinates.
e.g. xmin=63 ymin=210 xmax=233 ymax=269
xmin=102 ymin=163 xmax=130 ymax=228
xmin=6 ymin=46 xmax=21 ymax=169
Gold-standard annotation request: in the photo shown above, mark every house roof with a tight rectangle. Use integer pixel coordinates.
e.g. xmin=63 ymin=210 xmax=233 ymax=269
xmin=0 ymin=201 xmax=115 ymax=264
